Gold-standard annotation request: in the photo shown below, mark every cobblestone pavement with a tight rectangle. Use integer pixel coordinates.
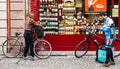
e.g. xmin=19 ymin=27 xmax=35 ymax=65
xmin=0 ymin=56 xmax=120 ymax=69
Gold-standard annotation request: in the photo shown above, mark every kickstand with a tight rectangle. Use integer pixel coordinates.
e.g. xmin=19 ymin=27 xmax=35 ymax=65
xmin=15 ymin=52 xmax=26 ymax=64
xmin=15 ymin=57 xmax=23 ymax=64
xmin=114 ymin=53 xmax=120 ymax=58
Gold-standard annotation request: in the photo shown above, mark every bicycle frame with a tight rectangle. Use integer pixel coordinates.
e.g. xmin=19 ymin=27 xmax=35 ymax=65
xmin=16 ymin=36 xmax=24 ymax=47
xmin=75 ymin=28 xmax=120 ymax=58
xmin=9 ymin=32 xmax=24 ymax=49
xmin=83 ymin=33 xmax=103 ymax=48
xmin=83 ymin=33 xmax=120 ymax=56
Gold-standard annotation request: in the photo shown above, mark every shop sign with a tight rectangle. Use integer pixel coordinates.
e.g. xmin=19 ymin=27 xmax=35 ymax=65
xmin=85 ymin=0 xmax=107 ymax=12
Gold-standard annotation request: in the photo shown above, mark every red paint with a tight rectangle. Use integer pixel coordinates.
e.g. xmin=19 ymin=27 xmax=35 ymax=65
xmin=55 ymin=0 xmax=62 ymax=4
xmin=119 ymin=0 xmax=120 ymax=36
xmin=30 ymin=0 xmax=39 ymax=21
xmin=44 ymin=34 xmax=120 ymax=51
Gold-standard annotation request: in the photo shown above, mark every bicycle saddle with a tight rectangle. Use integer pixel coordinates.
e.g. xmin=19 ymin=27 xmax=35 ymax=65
xmin=15 ymin=32 xmax=22 ymax=37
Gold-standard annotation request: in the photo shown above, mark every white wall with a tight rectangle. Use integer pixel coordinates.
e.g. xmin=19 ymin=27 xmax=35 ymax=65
xmin=0 ymin=0 xmax=7 ymax=53
xmin=0 ymin=0 xmax=25 ymax=53
xmin=10 ymin=0 xmax=25 ymax=36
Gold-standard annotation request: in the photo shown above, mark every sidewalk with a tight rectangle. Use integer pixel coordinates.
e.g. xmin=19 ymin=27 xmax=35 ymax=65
xmin=0 ymin=55 xmax=120 ymax=69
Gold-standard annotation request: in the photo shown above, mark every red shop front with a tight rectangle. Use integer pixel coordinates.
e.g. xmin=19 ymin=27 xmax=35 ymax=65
xmin=30 ymin=0 xmax=120 ymax=51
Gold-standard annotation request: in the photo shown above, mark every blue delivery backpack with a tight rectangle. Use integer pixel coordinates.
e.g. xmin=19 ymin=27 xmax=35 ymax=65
xmin=96 ymin=45 xmax=114 ymax=63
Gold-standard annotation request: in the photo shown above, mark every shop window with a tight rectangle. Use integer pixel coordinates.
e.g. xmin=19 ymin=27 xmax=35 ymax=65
xmin=39 ymin=0 xmax=118 ymax=35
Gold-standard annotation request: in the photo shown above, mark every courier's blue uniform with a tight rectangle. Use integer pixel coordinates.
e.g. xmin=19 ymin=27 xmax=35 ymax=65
xmin=101 ymin=17 xmax=116 ymax=45
xmin=98 ymin=12 xmax=116 ymax=66
xmin=100 ymin=17 xmax=116 ymax=65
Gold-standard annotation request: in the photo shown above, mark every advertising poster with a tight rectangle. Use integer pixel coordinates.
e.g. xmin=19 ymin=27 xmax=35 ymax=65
xmin=112 ymin=8 xmax=118 ymax=17
xmin=85 ymin=0 xmax=107 ymax=12
xmin=112 ymin=5 xmax=118 ymax=17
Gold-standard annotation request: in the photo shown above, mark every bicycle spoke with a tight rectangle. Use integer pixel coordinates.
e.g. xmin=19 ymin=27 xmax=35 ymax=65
xmin=75 ymin=41 xmax=90 ymax=58
xmin=34 ymin=39 xmax=52 ymax=59
xmin=2 ymin=38 xmax=21 ymax=58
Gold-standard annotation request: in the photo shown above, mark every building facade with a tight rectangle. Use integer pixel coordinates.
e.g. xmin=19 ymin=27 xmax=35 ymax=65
xmin=0 ymin=0 xmax=120 ymax=53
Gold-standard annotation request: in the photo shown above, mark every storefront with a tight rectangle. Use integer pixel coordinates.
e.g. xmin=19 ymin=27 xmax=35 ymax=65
xmin=29 ymin=0 xmax=120 ymax=51
xmin=0 ymin=0 xmax=119 ymax=52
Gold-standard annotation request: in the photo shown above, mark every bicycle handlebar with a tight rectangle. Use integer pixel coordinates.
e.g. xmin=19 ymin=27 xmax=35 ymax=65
xmin=86 ymin=28 xmax=96 ymax=36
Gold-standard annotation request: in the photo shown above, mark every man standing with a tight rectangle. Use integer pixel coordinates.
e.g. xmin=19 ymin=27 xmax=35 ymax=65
xmin=23 ymin=13 xmax=42 ymax=61
xmin=99 ymin=12 xmax=116 ymax=67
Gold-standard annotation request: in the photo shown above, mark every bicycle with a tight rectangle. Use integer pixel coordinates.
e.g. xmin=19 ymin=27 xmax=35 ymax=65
xmin=74 ymin=28 xmax=120 ymax=58
xmin=2 ymin=31 xmax=52 ymax=59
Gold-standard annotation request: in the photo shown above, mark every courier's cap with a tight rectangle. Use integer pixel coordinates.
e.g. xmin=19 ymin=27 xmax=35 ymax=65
xmin=99 ymin=12 xmax=107 ymax=16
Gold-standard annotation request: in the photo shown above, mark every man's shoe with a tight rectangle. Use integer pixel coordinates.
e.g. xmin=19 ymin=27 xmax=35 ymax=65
xmin=30 ymin=57 xmax=35 ymax=61
xmin=103 ymin=63 xmax=110 ymax=67
xmin=110 ymin=62 xmax=115 ymax=65
xmin=23 ymin=57 xmax=27 ymax=60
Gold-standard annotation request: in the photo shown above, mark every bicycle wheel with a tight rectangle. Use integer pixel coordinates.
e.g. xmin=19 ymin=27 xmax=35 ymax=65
xmin=74 ymin=40 xmax=90 ymax=58
xmin=2 ymin=38 xmax=21 ymax=58
xmin=34 ymin=39 xmax=52 ymax=59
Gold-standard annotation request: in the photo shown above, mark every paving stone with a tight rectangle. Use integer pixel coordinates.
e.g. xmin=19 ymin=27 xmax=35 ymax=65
xmin=0 ymin=55 xmax=120 ymax=69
